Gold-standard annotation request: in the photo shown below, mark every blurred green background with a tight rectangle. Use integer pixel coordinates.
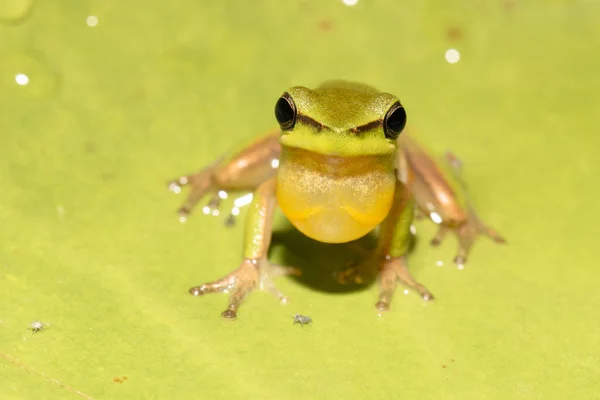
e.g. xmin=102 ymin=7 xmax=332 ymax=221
xmin=1 ymin=0 xmax=599 ymax=399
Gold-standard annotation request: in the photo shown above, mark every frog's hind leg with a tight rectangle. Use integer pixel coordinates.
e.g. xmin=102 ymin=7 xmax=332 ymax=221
xmin=444 ymin=152 xmax=506 ymax=265
xmin=167 ymin=131 xmax=281 ymax=222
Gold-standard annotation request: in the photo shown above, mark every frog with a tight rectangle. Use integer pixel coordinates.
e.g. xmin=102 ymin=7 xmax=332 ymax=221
xmin=168 ymin=80 xmax=505 ymax=319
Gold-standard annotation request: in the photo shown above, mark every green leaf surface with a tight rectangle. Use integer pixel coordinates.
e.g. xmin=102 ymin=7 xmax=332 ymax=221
xmin=1 ymin=0 xmax=599 ymax=399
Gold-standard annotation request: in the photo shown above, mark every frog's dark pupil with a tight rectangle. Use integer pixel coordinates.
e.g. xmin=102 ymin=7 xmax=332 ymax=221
xmin=275 ymin=95 xmax=296 ymax=130
xmin=384 ymin=103 xmax=406 ymax=139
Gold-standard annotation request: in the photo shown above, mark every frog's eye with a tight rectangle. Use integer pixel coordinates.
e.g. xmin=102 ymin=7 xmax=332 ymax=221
xmin=383 ymin=102 xmax=407 ymax=140
xmin=275 ymin=93 xmax=297 ymax=131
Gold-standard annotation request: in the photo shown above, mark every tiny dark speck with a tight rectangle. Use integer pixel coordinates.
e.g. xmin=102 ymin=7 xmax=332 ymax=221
xmin=503 ymin=0 xmax=516 ymax=12
xmin=84 ymin=142 xmax=96 ymax=153
xmin=446 ymin=26 xmax=463 ymax=41
xmin=318 ymin=19 xmax=333 ymax=32
xmin=225 ymin=214 xmax=236 ymax=227
xmin=101 ymin=172 xmax=116 ymax=181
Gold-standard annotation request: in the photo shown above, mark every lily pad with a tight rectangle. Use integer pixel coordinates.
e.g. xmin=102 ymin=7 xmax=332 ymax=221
xmin=1 ymin=0 xmax=599 ymax=399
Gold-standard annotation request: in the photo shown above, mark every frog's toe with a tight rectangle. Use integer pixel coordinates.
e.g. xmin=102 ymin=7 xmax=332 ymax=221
xmin=493 ymin=235 xmax=507 ymax=244
xmin=453 ymin=255 xmax=467 ymax=266
xmin=168 ymin=168 xmax=215 ymax=218
xmin=221 ymin=308 xmax=237 ymax=319
xmin=478 ymin=222 xmax=507 ymax=244
xmin=429 ymin=225 xmax=449 ymax=247
xmin=269 ymin=264 xmax=301 ymax=278
xmin=189 ymin=273 xmax=236 ymax=296
xmin=206 ymin=194 xmax=222 ymax=212
xmin=375 ymin=300 xmax=390 ymax=312
xmin=177 ymin=206 xmax=191 ymax=223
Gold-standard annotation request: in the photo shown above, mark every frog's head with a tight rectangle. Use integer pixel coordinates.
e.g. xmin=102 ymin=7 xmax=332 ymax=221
xmin=276 ymin=81 xmax=405 ymax=157
xmin=273 ymin=81 xmax=407 ymax=243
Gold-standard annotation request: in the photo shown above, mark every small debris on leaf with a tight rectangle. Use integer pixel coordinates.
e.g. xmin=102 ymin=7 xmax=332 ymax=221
xmin=293 ymin=314 xmax=312 ymax=327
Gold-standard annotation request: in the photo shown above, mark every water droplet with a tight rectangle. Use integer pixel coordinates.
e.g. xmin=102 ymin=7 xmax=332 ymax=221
xmin=0 ymin=0 xmax=34 ymax=24
xmin=342 ymin=0 xmax=358 ymax=6
xmin=234 ymin=193 xmax=253 ymax=208
xmin=430 ymin=212 xmax=443 ymax=224
xmin=270 ymin=159 xmax=279 ymax=169
xmin=0 ymin=52 xmax=59 ymax=99
xmin=86 ymin=15 xmax=98 ymax=27
xmin=445 ymin=49 xmax=461 ymax=64
xmin=168 ymin=183 xmax=182 ymax=194
xmin=202 ymin=206 xmax=210 ymax=215
xmin=436 ymin=260 xmax=444 ymax=267
xmin=218 ymin=190 xmax=228 ymax=199
xmin=15 ymin=73 xmax=28 ymax=85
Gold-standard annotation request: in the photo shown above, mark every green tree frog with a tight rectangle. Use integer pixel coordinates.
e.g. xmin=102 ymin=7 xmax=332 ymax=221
xmin=168 ymin=81 xmax=505 ymax=319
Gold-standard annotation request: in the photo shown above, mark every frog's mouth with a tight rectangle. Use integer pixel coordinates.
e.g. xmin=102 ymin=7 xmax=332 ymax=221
xmin=275 ymin=147 xmax=396 ymax=244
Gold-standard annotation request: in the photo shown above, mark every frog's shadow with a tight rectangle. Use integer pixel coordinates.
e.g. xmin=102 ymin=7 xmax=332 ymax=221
xmin=269 ymin=220 xmax=418 ymax=294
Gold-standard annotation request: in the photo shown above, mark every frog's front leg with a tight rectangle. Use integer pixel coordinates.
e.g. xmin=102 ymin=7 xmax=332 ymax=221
xmin=399 ymin=136 xmax=506 ymax=266
xmin=336 ymin=182 xmax=435 ymax=310
xmin=374 ymin=181 xmax=434 ymax=311
xmin=188 ymin=177 xmax=299 ymax=319
xmin=168 ymin=131 xmax=281 ymax=221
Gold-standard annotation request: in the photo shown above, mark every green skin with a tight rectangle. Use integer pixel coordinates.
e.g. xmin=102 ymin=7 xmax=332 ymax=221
xmin=168 ymin=81 xmax=505 ymax=320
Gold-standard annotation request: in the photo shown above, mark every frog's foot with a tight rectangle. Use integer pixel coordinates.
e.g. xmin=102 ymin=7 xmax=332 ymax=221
xmin=168 ymin=166 xmax=217 ymax=221
xmin=189 ymin=258 xmax=300 ymax=319
xmin=452 ymin=213 xmax=507 ymax=265
xmin=375 ymin=256 xmax=434 ymax=312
